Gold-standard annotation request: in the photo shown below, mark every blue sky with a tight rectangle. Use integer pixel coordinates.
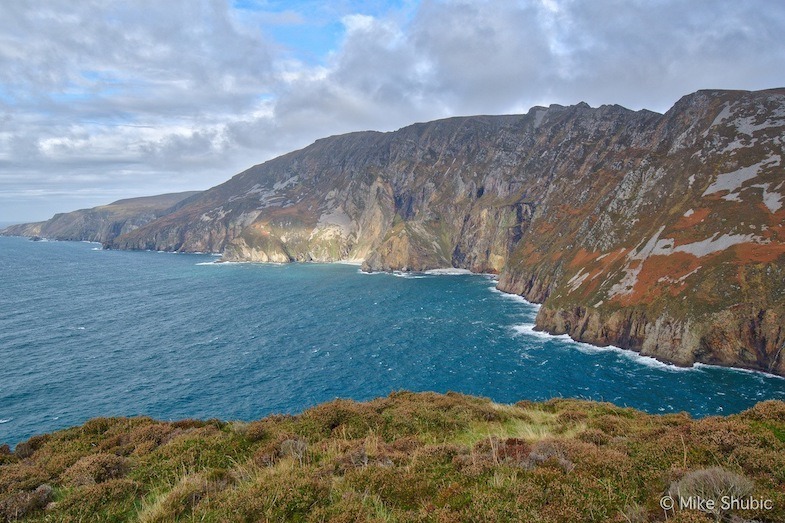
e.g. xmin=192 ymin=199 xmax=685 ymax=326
xmin=232 ymin=0 xmax=416 ymax=64
xmin=1 ymin=0 xmax=784 ymax=222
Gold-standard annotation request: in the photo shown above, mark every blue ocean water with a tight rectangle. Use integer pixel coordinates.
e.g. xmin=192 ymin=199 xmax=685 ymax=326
xmin=1 ymin=236 xmax=784 ymax=446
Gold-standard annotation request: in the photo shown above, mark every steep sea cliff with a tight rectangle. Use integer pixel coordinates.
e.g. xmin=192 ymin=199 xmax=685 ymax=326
xmin=5 ymin=88 xmax=785 ymax=375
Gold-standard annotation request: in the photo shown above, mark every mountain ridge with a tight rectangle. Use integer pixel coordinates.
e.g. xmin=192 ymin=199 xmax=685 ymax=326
xmin=0 ymin=191 xmax=201 ymax=244
xmin=5 ymin=88 xmax=785 ymax=375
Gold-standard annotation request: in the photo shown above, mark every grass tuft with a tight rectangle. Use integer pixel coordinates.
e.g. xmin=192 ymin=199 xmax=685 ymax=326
xmin=1 ymin=393 xmax=783 ymax=522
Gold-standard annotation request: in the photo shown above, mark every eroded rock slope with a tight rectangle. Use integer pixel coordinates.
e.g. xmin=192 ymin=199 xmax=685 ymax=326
xmin=28 ymin=89 xmax=785 ymax=374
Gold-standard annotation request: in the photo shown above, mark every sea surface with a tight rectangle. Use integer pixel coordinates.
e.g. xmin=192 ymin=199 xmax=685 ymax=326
xmin=1 ymin=236 xmax=784 ymax=446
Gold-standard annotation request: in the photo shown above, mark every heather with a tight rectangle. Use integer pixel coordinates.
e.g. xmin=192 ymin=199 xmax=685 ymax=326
xmin=2 ymin=392 xmax=784 ymax=522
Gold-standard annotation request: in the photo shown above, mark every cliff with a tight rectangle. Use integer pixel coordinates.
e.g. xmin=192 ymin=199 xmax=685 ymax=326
xmin=9 ymin=88 xmax=785 ymax=375
xmin=104 ymin=88 xmax=785 ymax=376
xmin=1 ymin=393 xmax=784 ymax=522
xmin=0 ymin=192 xmax=201 ymax=244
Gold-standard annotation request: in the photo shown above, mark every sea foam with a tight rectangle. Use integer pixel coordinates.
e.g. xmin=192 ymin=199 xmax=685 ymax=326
xmin=694 ymin=362 xmax=785 ymax=381
xmin=423 ymin=268 xmax=473 ymax=275
xmin=334 ymin=260 xmax=363 ymax=266
xmin=512 ymin=322 xmax=696 ymax=372
xmin=488 ymin=286 xmax=542 ymax=308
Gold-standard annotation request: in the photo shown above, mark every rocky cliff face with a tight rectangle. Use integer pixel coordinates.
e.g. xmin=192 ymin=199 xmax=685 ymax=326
xmin=23 ymin=88 xmax=785 ymax=375
xmin=496 ymin=89 xmax=785 ymax=375
xmin=0 ymin=192 xmax=201 ymax=244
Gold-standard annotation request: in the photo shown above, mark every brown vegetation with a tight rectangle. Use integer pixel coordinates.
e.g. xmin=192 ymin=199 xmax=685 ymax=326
xmin=1 ymin=393 xmax=783 ymax=522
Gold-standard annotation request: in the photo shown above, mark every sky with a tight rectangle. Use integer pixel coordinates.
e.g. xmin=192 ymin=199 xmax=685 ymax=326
xmin=1 ymin=0 xmax=784 ymax=222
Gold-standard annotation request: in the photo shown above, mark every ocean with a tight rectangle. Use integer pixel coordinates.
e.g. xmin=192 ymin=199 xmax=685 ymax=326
xmin=1 ymin=236 xmax=784 ymax=446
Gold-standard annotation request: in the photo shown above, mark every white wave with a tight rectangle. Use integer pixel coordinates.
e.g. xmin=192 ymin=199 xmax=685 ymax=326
xmin=392 ymin=271 xmax=426 ymax=279
xmin=194 ymin=260 xmax=264 ymax=267
xmin=512 ymin=322 xmax=697 ymax=372
xmin=423 ymin=268 xmax=473 ymax=275
xmin=356 ymin=269 xmax=425 ymax=278
xmin=694 ymin=362 xmax=785 ymax=381
xmin=488 ymin=286 xmax=542 ymax=308
xmin=334 ymin=259 xmax=363 ymax=266
xmin=0 ymin=418 xmax=10 ymax=424
xmin=91 ymin=247 xmax=102 ymax=251
xmin=512 ymin=324 xmax=555 ymax=340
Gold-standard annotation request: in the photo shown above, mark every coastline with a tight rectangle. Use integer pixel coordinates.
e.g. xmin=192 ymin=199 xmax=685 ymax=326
xmin=5 ymin=233 xmax=783 ymax=380
xmin=358 ymin=263 xmax=785 ymax=381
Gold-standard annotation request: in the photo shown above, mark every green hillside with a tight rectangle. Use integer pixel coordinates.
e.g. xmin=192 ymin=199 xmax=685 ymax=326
xmin=2 ymin=392 xmax=784 ymax=522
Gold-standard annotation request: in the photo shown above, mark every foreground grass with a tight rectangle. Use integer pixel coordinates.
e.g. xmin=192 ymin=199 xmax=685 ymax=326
xmin=1 ymin=392 xmax=784 ymax=522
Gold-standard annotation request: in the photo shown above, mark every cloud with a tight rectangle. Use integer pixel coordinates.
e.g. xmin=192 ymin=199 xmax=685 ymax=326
xmin=1 ymin=0 xmax=784 ymax=222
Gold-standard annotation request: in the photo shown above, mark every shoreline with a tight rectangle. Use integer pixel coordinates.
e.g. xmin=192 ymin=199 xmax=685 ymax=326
xmin=355 ymin=263 xmax=785 ymax=381
xmin=4 ymin=234 xmax=784 ymax=379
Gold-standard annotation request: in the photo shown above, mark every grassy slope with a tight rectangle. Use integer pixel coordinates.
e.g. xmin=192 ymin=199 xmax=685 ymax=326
xmin=1 ymin=392 xmax=784 ymax=522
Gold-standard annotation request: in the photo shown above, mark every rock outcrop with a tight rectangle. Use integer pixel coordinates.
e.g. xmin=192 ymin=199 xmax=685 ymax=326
xmin=103 ymin=89 xmax=785 ymax=376
xmin=12 ymin=88 xmax=785 ymax=375
xmin=1 ymin=192 xmax=201 ymax=244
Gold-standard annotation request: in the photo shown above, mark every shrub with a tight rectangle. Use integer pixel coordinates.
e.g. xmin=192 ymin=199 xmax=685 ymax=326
xmin=243 ymin=420 xmax=272 ymax=442
xmin=526 ymin=439 xmax=574 ymax=473
xmin=738 ymin=400 xmax=785 ymax=423
xmin=56 ymin=479 xmax=143 ymax=521
xmin=557 ymin=409 xmax=589 ymax=424
xmin=80 ymin=417 xmax=114 ymax=436
xmin=252 ymin=435 xmax=308 ymax=467
xmin=578 ymin=428 xmax=611 ymax=446
xmin=138 ymin=469 xmax=234 ymax=522
xmin=1 ymin=393 xmax=782 ymax=522
xmin=62 ymin=454 xmax=129 ymax=486
xmin=0 ymin=463 xmax=49 ymax=495
xmin=668 ymin=467 xmax=754 ymax=521
xmin=13 ymin=435 xmax=50 ymax=459
xmin=279 ymin=438 xmax=308 ymax=465
xmin=466 ymin=437 xmax=531 ymax=469
xmin=0 ymin=484 xmax=52 ymax=521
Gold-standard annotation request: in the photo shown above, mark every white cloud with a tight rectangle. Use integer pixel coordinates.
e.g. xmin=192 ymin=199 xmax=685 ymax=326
xmin=1 ymin=0 xmax=784 ymax=222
